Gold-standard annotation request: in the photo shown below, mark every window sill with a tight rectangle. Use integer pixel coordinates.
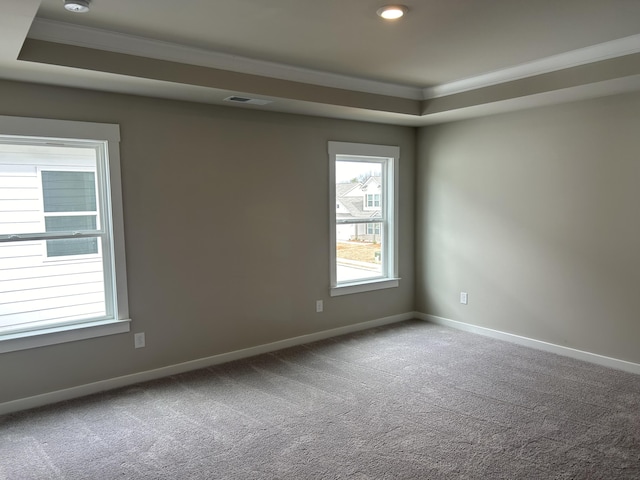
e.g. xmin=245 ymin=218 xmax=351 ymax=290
xmin=0 ymin=318 xmax=131 ymax=354
xmin=330 ymin=278 xmax=400 ymax=297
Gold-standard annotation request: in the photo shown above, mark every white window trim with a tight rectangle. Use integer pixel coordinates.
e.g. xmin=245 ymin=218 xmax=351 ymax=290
xmin=328 ymin=141 xmax=400 ymax=297
xmin=0 ymin=115 xmax=130 ymax=353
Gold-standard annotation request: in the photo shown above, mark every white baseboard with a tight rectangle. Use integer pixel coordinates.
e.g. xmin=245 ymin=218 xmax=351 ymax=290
xmin=0 ymin=312 xmax=413 ymax=416
xmin=415 ymin=312 xmax=640 ymax=375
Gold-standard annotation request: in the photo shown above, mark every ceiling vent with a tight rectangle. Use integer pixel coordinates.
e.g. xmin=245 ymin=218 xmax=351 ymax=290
xmin=223 ymin=96 xmax=272 ymax=106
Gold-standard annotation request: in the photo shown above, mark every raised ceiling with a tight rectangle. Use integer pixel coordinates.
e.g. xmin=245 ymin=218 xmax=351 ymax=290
xmin=2 ymin=0 xmax=640 ymax=125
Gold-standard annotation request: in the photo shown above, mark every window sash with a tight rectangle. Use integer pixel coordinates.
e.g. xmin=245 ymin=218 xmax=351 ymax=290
xmin=42 ymin=170 xmax=97 ymax=213
xmin=0 ymin=231 xmax=105 ymax=242
xmin=336 ymin=217 xmax=383 ymax=225
xmin=334 ymin=160 xmax=387 ymax=285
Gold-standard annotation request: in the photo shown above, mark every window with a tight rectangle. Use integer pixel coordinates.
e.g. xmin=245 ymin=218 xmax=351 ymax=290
xmin=366 ymin=223 xmax=381 ymax=235
xmin=42 ymin=170 xmax=99 ymax=258
xmin=365 ymin=193 xmax=381 ymax=208
xmin=329 ymin=142 xmax=399 ymax=296
xmin=0 ymin=116 xmax=130 ymax=353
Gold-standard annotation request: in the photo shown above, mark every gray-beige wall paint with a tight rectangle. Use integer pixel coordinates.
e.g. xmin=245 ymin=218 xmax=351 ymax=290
xmin=416 ymin=91 xmax=640 ymax=364
xmin=0 ymin=80 xmax=415 ymax=404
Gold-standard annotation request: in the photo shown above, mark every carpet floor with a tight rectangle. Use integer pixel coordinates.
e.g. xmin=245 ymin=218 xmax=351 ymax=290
xmin=1 ymin=320 xmax=639 ymax=479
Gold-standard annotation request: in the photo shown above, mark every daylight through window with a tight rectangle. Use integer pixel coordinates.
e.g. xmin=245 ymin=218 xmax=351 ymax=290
xmin=329 ymin=142 xmax=399 ymax=296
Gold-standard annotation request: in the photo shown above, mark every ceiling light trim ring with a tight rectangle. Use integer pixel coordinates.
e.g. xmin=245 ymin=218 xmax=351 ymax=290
xmin=64 ymin=0 xmax=91 ymax=13
xmin=376 ymin=5 xmax=408 ymax=20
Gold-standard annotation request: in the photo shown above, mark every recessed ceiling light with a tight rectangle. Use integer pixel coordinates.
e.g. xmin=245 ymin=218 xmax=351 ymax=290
xmin=64 ymin=0 xmax=91 ymax=13
xmin=376 ymin=5 xmax=408 ymax=20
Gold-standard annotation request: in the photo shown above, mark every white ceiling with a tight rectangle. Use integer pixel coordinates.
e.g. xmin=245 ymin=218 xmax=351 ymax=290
xmin=2 ymin=0 xmax=640 ymax=125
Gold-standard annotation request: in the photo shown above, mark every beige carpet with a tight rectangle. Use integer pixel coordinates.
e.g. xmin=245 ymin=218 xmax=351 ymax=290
xmin=1 ymin=320 xmax=639 ymax=479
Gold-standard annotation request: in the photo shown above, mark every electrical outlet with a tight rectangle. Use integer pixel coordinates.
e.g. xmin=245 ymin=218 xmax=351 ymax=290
xmin=316 ymin=300 xmax=323 ymax=313
xmin=460 ymin=292 xmax=468 ymax=305
xmin=134 ymin=332 xmax=145 ymax=348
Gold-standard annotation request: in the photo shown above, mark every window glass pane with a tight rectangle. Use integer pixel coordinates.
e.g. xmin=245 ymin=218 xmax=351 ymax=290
xmin=336 ymin=227 xmax=383 ymax=283
xmin=335 ymin=160 xmax=384 ymax=284
xmin=46 ymin=237 xmax=98 ymax=257
xmin=42 ymin=170 xmax=99 ymax=258
xmin=335 ymin=161 xmax=383 ymax=218
xmin=45 ymin=215 xmax=97 ymax=232
xmin=45 ymin=215 xmax=99 ymax=256
xmin=42 ymin=171 xmax=96 ymax=212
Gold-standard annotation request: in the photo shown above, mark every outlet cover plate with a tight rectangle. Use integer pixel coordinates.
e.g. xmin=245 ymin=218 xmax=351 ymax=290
xmin=134 ymin=332 xmax=145 ymax=348
xmin=460 ymin=292 xmax=468 ymax=305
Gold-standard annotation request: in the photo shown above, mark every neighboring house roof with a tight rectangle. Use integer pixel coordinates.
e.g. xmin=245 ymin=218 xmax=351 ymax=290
xmin=362 ymin=176 xmax=381 ymax=190
xmin=336 ymin=183 xmax=359 ymax=197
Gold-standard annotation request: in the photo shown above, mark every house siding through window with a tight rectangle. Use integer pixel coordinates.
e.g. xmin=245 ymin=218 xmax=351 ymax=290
xmin=0 ymin=146 xmax=105 ymax=332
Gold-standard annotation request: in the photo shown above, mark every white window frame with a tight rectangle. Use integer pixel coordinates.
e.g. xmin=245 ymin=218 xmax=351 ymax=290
xmin=0 ymin=115 xmax=130 ymax=353
xmin=329 ymin=141 xmax=400 ymax=296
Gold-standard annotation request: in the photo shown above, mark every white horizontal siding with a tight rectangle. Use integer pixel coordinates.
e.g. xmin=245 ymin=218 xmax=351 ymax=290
xmin=0 ymin=270 xmax=103 ymax=293
xmin=0 ymin=242 xmax=40 ymax=258
xmin=0 ymin=259 xmax=102 ymax=281
xmin=0 ymin=292 xmax=105 ymax=317
xmin=0 ymin=241 xmax=45 ymax=271
xmin=0 ymin=176 xmax=40 ymax=188
xmin=0 ymin=164 xmax=35 ymax=176
xmin=0 ymin=188 xmax=39 ymax=200
xmin=0 ymin=302 xmax=106 ymax=330
xmin=0 ymin=211 xmax=41 ymax=223
xmin=0 ymin=199 xmax=41 ymax=212
xmin=1 ymin=311 xmax=110 ymax=335
xmin=0 ymin=253 xmax=43 ymax=269
xmin=0 ymin=224 xmax=41 ymax=235
xmin=0 ymin=264 xmax=105 ymax=328
xmin=0 ymin=280 xmax=103 ymax=303
xmin=0 ymin=165 xmax=41 ymax=236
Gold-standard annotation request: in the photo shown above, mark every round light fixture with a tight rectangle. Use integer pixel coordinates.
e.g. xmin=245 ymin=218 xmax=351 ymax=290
xmin=64 ymin=0 xmax=90 ymax=13
xmin=376 ymin=5 xmax=408 ymax=20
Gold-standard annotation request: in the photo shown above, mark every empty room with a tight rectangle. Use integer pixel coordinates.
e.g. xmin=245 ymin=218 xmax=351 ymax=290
xmin=1 ymin=1 xmax=639 ymax=478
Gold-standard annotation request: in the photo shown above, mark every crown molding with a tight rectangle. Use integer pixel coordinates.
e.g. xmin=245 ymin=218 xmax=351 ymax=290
xmin=27 ymin=18 xmax=424 ymax=100
xmin=419 ymin=74 xmax=640 ymax=125
xmin=423 ymin=34 xmax=640 ymax=99
xmin=21 ymin=18 xmax=640 ymax=123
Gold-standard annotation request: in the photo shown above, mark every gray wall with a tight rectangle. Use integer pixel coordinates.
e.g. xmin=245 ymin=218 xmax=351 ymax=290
xmin=416 ymin=91 xmax=640 ymax=364
xmin=0 ymin=80 xmax=415 ymax=404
